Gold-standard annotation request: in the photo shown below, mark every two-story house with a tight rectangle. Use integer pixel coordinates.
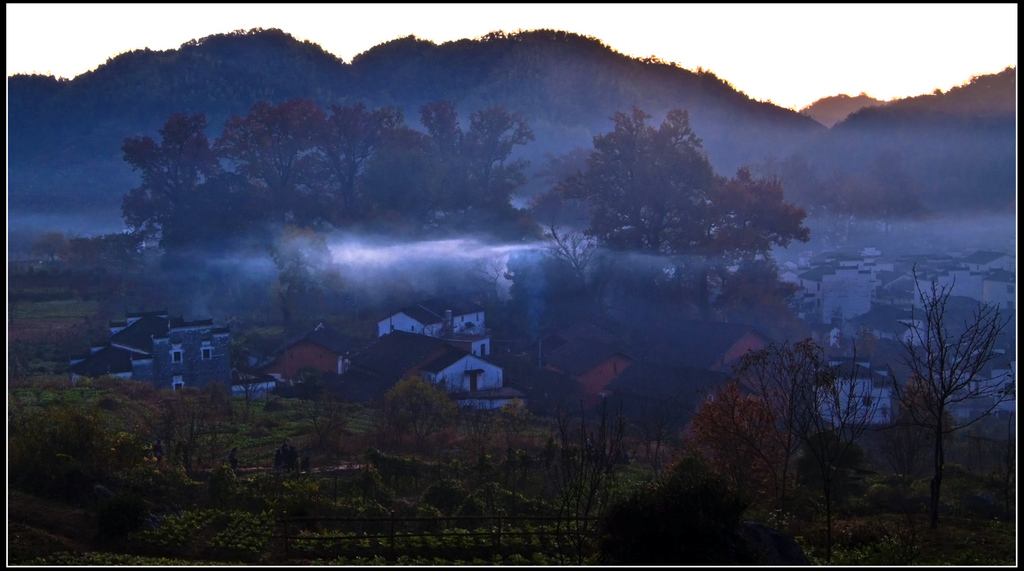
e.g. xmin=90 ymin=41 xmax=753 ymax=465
xmin=377 ymin=298 xmax=491 ymax=356
xmin=335 ymin=331 xmax=523 ymax=408
xmin=259 ymin=322 xmax=353 ymax=382
xmin=71 ymin=310 xmax=231 ymax=389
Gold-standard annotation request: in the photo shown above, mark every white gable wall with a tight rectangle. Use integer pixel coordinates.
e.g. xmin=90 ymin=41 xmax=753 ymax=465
xmin=425 ymin=355 xmax=503 ymax=393
xmin=470 ymin=337 xmax=490 ymax=356
xmin=983 ymin=278 xmax=1015 ymax=310
xmin=967 ymin=254 xmax=1014 ymax=273
xmin=452 ymin=311 xmax=485 ymax=334
xmin=822 ymin=268 xmax=876 ymax=323
xmin=377 ymin=312 xmax=442 ymax=338
xmin=935 ymin=269 xmax=985 ymax=302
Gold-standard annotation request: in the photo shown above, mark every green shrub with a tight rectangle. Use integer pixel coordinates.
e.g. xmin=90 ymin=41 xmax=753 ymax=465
xmin=96 ymin=491 xmax=148 ymax=539
xmin=9 ymin=404 xmax=110 ymax=501
xmin=864 ymin=481 xmax=902 ymax=513
xmin=599 ymin=454 xmax=755 ymax=565
xmin=354 ymin=466 xmax=395 ymax=507
xmin=207 ymin=464 xmax=237 ymax=507
xmin=421 ymin=478 xmax=468 ymax=516
xmin=458 ymin=494 xmax=486 ymax=516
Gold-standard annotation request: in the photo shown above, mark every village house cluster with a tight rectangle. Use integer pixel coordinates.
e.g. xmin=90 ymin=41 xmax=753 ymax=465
xmin=71 ymin=249 xmax=1014 ymax=428
xmin=71 ymin=310 xmax=231 ymax=388
xmin=783 ymin=248 xmax=1016 ymax=425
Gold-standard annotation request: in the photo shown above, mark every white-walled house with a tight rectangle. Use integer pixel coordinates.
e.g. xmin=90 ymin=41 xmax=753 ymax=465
xmin=419 ymin=351 xmax=502 ymax=391
xmin=962 ymin=251 xmax=1015 ymax=273
xmin=983 ymin=270 xmax=1015 ymax=311
xmin=336 ymin=331 xmax=522 ymax=408
xmin=822 ymin=267 xmax=878 ymax=324
xmin=932 ymin=267 xmax=985 ymax=303
xmin=798 ymin=265 xmax=878 ymax=324
xmin=376 ymin=299 xmax=491 ymax=356
xmin=823 ymin=359 xmax=893 ymax=426
xmin=377 ymin=300 xmax=485 ymax=337
xmin=70 ymin=310 xmax=231 ymax=389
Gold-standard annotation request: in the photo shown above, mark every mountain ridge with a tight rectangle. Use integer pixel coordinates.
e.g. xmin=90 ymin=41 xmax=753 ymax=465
xmin=7 ymin=28 xmax=1015 ymax=232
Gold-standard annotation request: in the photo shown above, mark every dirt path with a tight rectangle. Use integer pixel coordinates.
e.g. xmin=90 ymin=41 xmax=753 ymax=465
xmin=234 ymin=462 xmax=364 ymax=476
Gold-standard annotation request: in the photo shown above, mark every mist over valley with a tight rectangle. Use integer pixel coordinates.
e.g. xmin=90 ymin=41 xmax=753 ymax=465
xmin=7 ymin=25 xmax=1018 ymax=567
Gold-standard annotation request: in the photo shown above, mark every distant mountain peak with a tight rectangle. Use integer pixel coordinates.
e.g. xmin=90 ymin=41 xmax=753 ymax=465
xmin=799 ymin=93 xmax=885 ymax=128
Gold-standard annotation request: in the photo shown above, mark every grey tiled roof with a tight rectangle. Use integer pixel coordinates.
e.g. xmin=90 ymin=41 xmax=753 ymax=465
xmin=273 ymin=322 xmax=352 ymax=356
xmin=110 ymin=314 xmax=169 ymax=352
xmin=544 ymin=341 xmax=624 ymax=377
xmin=962 ymin=250 xmax=1011 ymax=265
xmin=419 ymin=348 xmax=473 ymax=374
xmin=70 ymin=344 xmax=134 ymax=377
xmin=348 ymin=331 xmax=451 ymax=379
xmin=607 ymin=361 xmax=730 ymax=401
xmin=627 ymin=320 xmax=771 ymax=370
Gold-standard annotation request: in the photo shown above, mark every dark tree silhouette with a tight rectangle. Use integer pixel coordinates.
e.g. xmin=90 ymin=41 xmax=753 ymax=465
xmin=560 ymin=107 xmax=808 ymax=316
xmin=464 ymin=105 xmax=535 ymax=208
xmin=215 ymin=99 xmax=326 ymax=226
xmin=889 ymin=272 xmax=1013 ymax=529
xmin=319 ymin=103 xmax=404 ymax=222
xmin=559 ymin=107 xmax=715 ymax=254
xmin=121 ymin=112 xmax=220 ymax=249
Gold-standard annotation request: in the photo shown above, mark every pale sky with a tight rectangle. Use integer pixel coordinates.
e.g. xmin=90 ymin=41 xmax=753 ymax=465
xmin=5 ymin=3 xmax=1017 ymax=110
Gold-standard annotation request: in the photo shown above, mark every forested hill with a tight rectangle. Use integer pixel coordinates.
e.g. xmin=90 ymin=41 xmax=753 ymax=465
xmin=799 ymin=93 xmax=885 ymax=128
xmin=8 ymin=28 xmax=823 ymax=217
xmin=785 ymin=66 xmax=1017 ymax=214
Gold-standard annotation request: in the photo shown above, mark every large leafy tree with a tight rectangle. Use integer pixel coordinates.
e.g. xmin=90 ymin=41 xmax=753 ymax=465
xmin=560 ymin=107 xmax=808 ymax=317
xmin=693 ymin=167 xmax=809 ymax=317
xmin=359 ymin=123 xmax=437 ymax=227
xmin=268 ymin=225 xmax=336 ymax=325
xmin=381 ymin=376 xmax=458 ymax=450
xmin=121 ymin=112 xmax=220 ymax=249
xmin=214 ymin=99 xmax=326 ymax=227
xmin=318 ymin=103 xmax=404 ymax=222
xmin=464 ymin=105 xmax=535 ymax=209
xmin=418 ymin=101 xmax=535 ymax=215
xmin=688 ymin=381 xmax=782 ymax=508
xmin=418 ymin=101 xmax=468 ymax=210
xmin=559 ymin=107 xmax=714 ymax=253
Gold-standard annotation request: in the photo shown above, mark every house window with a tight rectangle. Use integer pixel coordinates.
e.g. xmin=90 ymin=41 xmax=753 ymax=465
xmin=202 ymin=347 xmax=212 ymax=360
xmin=480 ymin=343 xmax=487 ymax=356
xmin=172 ymin=350 xmax=183 ymax=363
xmin=172 ymin=376 xmax=184 ymax=391
xmin=862 ymin=395 xmax=872 ymax=406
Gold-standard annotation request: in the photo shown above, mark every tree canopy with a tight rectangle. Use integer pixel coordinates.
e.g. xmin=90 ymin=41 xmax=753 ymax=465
xmin=558 ymin=106 xmax=809 ymax=317
xmin=121 ymin=98 xmax=539 ymax=251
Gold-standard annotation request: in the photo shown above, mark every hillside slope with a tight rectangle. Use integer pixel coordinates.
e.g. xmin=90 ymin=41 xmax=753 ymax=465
xmin=8 ymin=28 xmax=823 ymax=221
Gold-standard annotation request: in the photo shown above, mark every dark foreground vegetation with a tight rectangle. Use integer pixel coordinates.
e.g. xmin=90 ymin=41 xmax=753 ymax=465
xmin=7 ymin=27 xmax=1016 ymax=567
xmin=8 ymin=355 xmax=1016 ymax=566
xmin=8 ymin=373 xmax=1017 ymax=566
